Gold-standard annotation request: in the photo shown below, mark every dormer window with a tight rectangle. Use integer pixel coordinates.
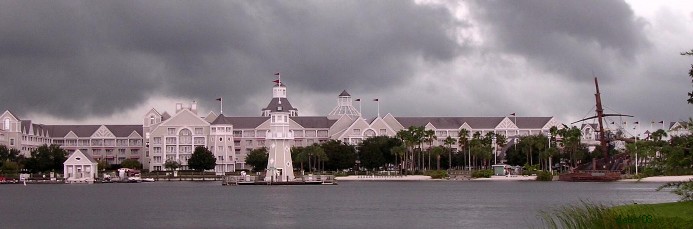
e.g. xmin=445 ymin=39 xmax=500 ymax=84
xmin=277 ymin=106 xmax=283 ymax=111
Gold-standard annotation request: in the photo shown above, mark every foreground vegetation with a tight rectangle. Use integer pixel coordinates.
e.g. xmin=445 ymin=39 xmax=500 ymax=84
xmin=539 ymin=201 xmax=693 ymax=229
xmin=540 ymin=179 xmax=693 ymax=228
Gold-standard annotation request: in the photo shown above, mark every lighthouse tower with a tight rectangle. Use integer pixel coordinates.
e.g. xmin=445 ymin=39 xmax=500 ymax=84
xmin=264 ymin=73 xmax=296 ymax=182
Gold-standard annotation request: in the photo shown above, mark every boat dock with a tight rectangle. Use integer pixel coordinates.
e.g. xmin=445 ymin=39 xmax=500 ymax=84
xmin=222 ymin=174 xmax=337 ymax=186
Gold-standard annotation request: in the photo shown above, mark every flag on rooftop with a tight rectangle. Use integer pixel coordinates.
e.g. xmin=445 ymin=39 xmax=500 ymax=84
xmin=216 ymin=98 xmax=222 ymax=101
xmin=510 ymin=113 xmax=516 ymax=116
xmin=373 ymin=99 xmax=379 ymax=101
xmin=355 ymin=99 xmax=361 ymax=101
xmin=274 ymin=72 xmax=280 ymax=76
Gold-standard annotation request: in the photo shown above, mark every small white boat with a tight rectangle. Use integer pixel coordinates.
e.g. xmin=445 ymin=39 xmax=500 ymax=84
xmin=142 ymin=178 xmax=156 ymax=182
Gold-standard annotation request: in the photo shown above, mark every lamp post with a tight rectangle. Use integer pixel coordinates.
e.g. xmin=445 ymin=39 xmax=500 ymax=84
xmin=492 ymin=135 xmax=497 ymax=165
xmin=548 ymin=133 xmax=552 ymax=174
xmin=635 ymin=134 xmax=639 ymax=176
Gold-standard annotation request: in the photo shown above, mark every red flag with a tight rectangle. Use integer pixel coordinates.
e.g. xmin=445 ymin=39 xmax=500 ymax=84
xmin=510 ymin=113 xmax=516 ymax=116
xmin=355 ymin=99 xmax=361 ymax=101
xmin=273 ymin=80 xmax=280 ymax=84
xmin=658 ymin=121 xmax=664 ymax=124
xmin=274 ymin=72 xmax=280 ymax=76
xmin=634 ymin=121 xmax=639 ymax=124
xmin=373 ymin=99 xmax=379 ymax=101
xmin=216 ymin=98 xmax=222 ymax=101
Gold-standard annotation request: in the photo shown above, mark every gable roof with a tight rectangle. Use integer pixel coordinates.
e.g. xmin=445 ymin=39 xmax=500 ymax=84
xmin=45 ymin=125 xmax=143 ymax=138
xmin=291 ymin=116 xmax=337 ymax=128
xmin=211 ymin=115 xmax=270 ymax=129
xmin=262 ymin=98 xmax=298 ymax=113
xmin=514 ymin=117 xmax=553 ymax=129
xmin=393 ymin=116 xmax=553 ymax=130
xmin=395 ymin=117 xmax=505 ymax=129
xmin=339 ymin=90 xmax=351 ymax=97
xmin=65 ymin=149 xmax=98 ymax=164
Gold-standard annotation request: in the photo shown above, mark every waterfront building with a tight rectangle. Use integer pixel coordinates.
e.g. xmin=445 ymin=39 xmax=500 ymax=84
xmin=2 ymin=79 xmax=562 ymax=172
xmin=63 ymin=149 xmax=98 ymax=184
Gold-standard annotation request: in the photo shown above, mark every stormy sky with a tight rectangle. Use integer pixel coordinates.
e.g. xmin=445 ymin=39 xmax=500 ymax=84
xmin=1 ymin=0 xmax=691 ymax=134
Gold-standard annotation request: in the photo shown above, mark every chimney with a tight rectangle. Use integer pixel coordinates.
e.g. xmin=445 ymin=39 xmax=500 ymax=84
xmin=176 ymin=103 xmax=183 ymax=113
xmin=191 ymin=101 xmax=198 ymax=114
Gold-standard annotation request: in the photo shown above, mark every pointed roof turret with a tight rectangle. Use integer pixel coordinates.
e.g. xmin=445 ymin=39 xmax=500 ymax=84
xmin=328 ymin=90 xmax=360 ymax=120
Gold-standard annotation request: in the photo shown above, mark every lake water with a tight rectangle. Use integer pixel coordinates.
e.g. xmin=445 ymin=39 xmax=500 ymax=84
xmin=0 ymin=181 xmax=678 ymax=228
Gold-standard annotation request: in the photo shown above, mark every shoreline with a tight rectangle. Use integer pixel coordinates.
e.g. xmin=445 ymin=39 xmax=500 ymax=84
xmin=619 ymin=175 xmax=693 ymax=182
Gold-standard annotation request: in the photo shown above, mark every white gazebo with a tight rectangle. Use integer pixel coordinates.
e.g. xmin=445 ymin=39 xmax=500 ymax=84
xmin=63 ymin=149 xmax=98 ymax=184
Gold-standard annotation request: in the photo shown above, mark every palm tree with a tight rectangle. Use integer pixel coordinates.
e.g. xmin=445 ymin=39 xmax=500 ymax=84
xmin=396 ymin=129 xmax=414 ymax=172
xmin=431 ymin=146 xmax=445 ymax=170
xmin=304 ymin=144 xmax=324 ymax=173
xmin=411 ymin=126 xmax=425 ymax=171
xmin=651 ymin=129 xmax=668 ymax=142
xmin=458 ymin=128 xmax=470 ymax=170
xmin=391 ymin=145 xmax=406 ymax=174
xmin=444 ymin=136 xmax=456 ymax=169
xmin=424 ymin=129 xmax=437 ymax=170
xmin=495 ymin=134 xmax=507 ymax=164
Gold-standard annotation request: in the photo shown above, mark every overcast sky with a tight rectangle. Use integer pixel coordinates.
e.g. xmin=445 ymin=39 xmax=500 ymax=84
xmin=1 ymin=0 xmax=691 ymax=133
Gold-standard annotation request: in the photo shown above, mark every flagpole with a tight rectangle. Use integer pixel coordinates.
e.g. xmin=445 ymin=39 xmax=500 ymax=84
xmin=357 ymin=99 xmax=362 ymax=117
xmin=377 ymin=99 xmax=380 ymax=118
xmin=220 ymin=98 xmax=223 ymax=115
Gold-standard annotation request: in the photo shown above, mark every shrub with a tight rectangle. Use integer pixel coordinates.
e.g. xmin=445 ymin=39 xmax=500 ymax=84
xmin=425 ymin=170 xmax=448 ymax=179
xmin=471 ymin=169 xmax=493 ymax=178
xmin=536 ymin=171 xmax=553 ymax=181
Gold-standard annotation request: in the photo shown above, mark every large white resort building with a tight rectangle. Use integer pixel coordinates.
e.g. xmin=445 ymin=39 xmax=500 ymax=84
xmin=3 ymin=79 xmax=629 ymax=173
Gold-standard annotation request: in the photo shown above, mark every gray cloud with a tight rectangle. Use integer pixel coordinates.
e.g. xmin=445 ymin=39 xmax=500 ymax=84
xmin=0 ymin=0 xmax=463 ymax=118
xmin=468 ymin=0 xmax=649 ymax=82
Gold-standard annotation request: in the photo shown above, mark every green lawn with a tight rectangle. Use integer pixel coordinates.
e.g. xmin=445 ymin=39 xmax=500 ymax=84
xmin=611 ymin=201 xmax=693 ymax=227
xmin=539 ymin=201 xmax=693 ymax=228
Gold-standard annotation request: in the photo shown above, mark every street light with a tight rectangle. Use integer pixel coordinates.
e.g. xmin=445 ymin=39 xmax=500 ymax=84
xmin=548 ymin=133 xmax=552 ymax=174
xmin=492 ymin=135 xmax=497 ymax=165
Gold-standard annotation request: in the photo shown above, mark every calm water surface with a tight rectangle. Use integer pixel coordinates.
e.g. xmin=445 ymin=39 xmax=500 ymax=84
xmin=0 ymin=181 xmax=678 ymax=228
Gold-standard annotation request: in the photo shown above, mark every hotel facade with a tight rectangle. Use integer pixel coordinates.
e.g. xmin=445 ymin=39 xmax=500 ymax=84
xmin=2 ymin=80 xmax=575 ymax=172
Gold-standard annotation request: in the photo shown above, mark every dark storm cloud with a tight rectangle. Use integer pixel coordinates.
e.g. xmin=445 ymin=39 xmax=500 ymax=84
xmin=468 ymin=0 xmax=649 ymax=82
xmin=0 ymin=0 xmax=463 ymax=118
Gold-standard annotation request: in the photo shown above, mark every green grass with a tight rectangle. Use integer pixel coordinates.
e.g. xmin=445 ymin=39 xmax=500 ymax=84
xmin=539 ymin=201 xmax=693 ymax=229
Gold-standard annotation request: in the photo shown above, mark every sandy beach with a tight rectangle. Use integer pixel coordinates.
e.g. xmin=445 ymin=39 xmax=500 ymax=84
xmin=620 ymin=175 xmax=693 ymax=182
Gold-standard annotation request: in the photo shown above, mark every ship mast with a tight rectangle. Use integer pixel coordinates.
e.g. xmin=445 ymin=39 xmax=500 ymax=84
xmin=594 ymin=77 xmax=608 ymax=160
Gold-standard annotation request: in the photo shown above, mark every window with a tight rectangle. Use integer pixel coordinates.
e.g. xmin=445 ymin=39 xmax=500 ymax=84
xmin=277 ymin=106 xmax=283 ymax=111
xmin=150 ymin=116 xmax=155 ymax=125
xmin=167 ymin=128 xmax=176 ymax=135
xmin=3 ymin=118 xmax=9 ymax=130
xmin=380 ymin=129 xmax=387 ymax=135
xmin=218 ymin=146 xmax=223 ymax=152
xmin=226 ymin=127 xmax=232 ymax=132
xmin=353 ymin=129 xmax=361 ymax=135
xmin=245 ymin=140 xmax=252 ymax=146
xmin=153 ymin=137 xmax=161 ymax=144
xmin=179 ymin=129 xmax=192 ymax=144
xmin=9 ymin=138 xmax=14 ymax=146
xmin=194 ymin=128 xmax=203 ymax=135
xmin=118 ymin=149 xmax=126 ymax=155
xmin=153 ymin=147 xmax=161 ymax=154
xmin=233 ymin=131 xmax=242 ymax=137
xmin=211 ymin=127 xmax=216 ymax=133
